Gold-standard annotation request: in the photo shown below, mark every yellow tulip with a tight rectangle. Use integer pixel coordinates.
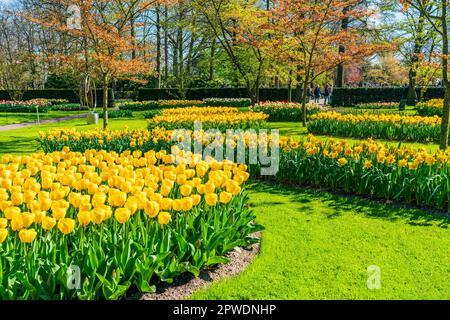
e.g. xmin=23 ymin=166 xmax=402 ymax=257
xmin=21 ymin=213 xmax=35 ymax=228
xmin=0 ymin=228 xmax=8 ymax=243
xmin=11 ymin=214 xmax=23 ymax=231
xmin=4 ymin=206 xmax=20 ymax=220
xmin=11 ymin=192 xmax=23 ymax=206
xmin=204 ymin=182 xmax=216 ymax=194
xmin=160 ymin=184 xmax=172 ymax=197
xmin=196 ymin=164 xmax=208 ymax=177
xmin=196 ymin=184 xmax=205 ymax=195
xmin=92 ymin=192 xmax=107 ymax=208
xmin=0 ymin=218 xmax=7 ymax=228
xmin=160 ymin=198 xmax=173 ymax=211
xmin=58 ymin=218 xmax=75 ymax=235
xmin=176 ymin=174 xmax=187 ymax=185
xmin=91 ymin=208 xmax=106 ymax=225
xmin=125 ymin=198 xmax=138 ymax=215
xmin=191 ymin=194 xmax=201 ymax=206
xmin=144 ymin=201 xmax=160 ymax=218
xmin=34 ymin=211 xmax=46 ymax=224
xmin=150 ymin=193 xmax=163 ymax=203
xmin=51 ymin=206 xmax=67 ymax=220
xmin=42 ymin=216 xmax=57 ymax=230
xmin=180 ymin=184 xmax=192 ymax=197
xmin=181 ymin=197 xmax=193 ymax=211
xmin=219 ymin=192 xmax=233 ymax=204
xmin=77 ymin=211 xmax=91 ymax=227
xmin=109 ymin=190 xmax=127 ymax=207
xmin=172 ymin=199 xmax=182 ymax=211
xmin=157 ymin=211 xmax=171 ymax=225
xmin=115 ymin=208 xmax=131 ymax=224
xmin=205 ymin=193 xmax=218 ymax=206
xmin=19 ymin=229 xmax=37 ymax=244
xmin=24 ymin=190 xmax=36 ymax=204
xmin=39 ymin=197 xmax=52 ymax=212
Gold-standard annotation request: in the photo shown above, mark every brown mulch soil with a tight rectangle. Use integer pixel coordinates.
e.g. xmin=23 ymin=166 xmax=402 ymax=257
xmin=141 ymin=234 xmax=261 ymax=300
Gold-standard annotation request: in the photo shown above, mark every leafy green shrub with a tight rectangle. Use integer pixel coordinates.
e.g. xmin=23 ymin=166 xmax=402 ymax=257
xmin=49 ymin=104 xmax=88 ymax=111
xmin=331 ymin=87 xmax=444 ymax=107
xmin=98 ymin=109 xmax=133 ymax=119
xmin=143 ymin=109 xmax=162 ymax=119
xmin=157 ymin=100 xmax=205 ymax=108
xmin=116 ymin=100 xmax=158 ymax=111
xmin=354 ymin=102 xmax=399 ymax=109
xmin=203 ymin=98 xmax=252 ymax=108
xmin=0 ymin=100 xmax=50 ymax=113
xmin=250 ymin=102 xmax=323 ymax=122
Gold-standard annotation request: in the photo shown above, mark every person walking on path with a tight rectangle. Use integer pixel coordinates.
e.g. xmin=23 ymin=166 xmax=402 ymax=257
xmin=324 ymin=83 xmax=332 ymax=105
xmin=313 ymin=85 xmax=322 ymax=104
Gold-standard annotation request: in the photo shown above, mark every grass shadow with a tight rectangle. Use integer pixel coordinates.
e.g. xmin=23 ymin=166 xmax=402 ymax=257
xmin=0 ymin=137 xmax=39 ymax=154
xmin=248 ymin=181 xmax=450 ymax=229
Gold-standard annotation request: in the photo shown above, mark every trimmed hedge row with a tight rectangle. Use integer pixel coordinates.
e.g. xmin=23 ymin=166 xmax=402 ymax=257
xmin=137 ymin=88 xmax=295 ymax=101
xmin=6 ymin=87 xmax=445 ymax=108
xmin=331 ymin=87 xmax=445 ymax=107
xmin=0 ymin=89 xmax=114 ymax=107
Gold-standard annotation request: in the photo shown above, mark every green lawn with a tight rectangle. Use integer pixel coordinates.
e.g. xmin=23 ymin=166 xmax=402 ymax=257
xmin=0 ymin=114 xmax=147 ymax=155
xmin=0 ymin=111 xmax=87 ymax=126
xmin=0 ymin=115 xmax=440 ymax=155
xmin=267 ymin=122 xmax=440 ymax=153
xmin=191 ymin=182 xmax=450 ymax=300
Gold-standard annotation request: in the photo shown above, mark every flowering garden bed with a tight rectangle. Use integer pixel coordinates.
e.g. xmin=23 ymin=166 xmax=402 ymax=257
xmin=308 ymin=111 xmax=442 ymax=142
xmin=0 ymin=149 xmax=259 ymax=299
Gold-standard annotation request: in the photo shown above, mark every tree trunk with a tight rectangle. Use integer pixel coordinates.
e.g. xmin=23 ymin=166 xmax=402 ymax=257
xmin=295 ymin=66 xmax=302 ymax=102
xmin=287 ymin=69 xmax=293 ymax=102
xmin=156 ymin=4 xmax=162 ymax=89
xmin=407 ymin=9 xmax=426 ymax=106
xmin=336 ymin=7 xmax=349 ymax=88
xmin=301 ymin=78 xmax=309 ymax=127
xmin=209 ymin=38 xmax=216 ymax=81
xmin=440 ymin=0 xmax=449 ymax=150
xmin=177 ymin=19 xmax=184 ymax=90
xmin=164 ymin=5 xmax=169 ymax=82
xmin=103 ymin=77 xmax=109 ymax=130
xmin=130 ymin=18 xmax=136 ymax=60
xmin=275 ymin=75 xmax=280 ymax=88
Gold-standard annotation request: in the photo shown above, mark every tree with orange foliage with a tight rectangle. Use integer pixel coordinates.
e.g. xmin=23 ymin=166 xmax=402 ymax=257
xmin=25 ymin=0 xmax=161 ymax=128
xmin=400 ymin=0 xmax=450 ymax=149
xmin=261 ymin=0 xmax=391 ymax=126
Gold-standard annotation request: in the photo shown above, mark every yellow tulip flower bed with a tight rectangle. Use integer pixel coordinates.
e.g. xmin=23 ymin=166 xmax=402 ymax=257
xmin=148 ymin=106 xmax=269 ymax=130
xmin=308 ymin=111 xmax=442 ymax=142
xmin=271 ymin=135 xmax=450 ymax=211
xmin=38 ymin=126 xmax=271 ymax=155
xmin=0 ymin=149 xmax=260 ymax=299
xmin=416 ymin=99 xmax=443 ymax=117
xmin=39 ymin=127 xmax=169 ymax=154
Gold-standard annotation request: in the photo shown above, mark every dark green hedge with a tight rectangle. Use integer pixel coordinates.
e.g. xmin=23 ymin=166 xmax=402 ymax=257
xmin=138 ymin=87 xmax=295 ymax=101
xmin=331 ymin=87 xmax=445 ymax=107
xmin=0 ymin=89 xmax=114 ymax=108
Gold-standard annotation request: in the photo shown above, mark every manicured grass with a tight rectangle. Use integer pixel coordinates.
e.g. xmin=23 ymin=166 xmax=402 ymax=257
xmin=0 ymin=111 xmax=86 ymax=126
xmin=0 ymin=116 xmax=440 ymax=156
xmin=0 ymin=114 xmax=148 ymax=155
xmin=191 ymin=182 xmax=450 ymax=300
xmin=266 ymin=122 xmax=440 ymax=153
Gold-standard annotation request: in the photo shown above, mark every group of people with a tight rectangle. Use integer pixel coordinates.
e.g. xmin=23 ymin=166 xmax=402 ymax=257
xmin=308 ymin=84 xmax=333 ymax=105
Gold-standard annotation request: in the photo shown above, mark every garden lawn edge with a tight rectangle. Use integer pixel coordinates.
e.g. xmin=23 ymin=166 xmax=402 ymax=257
xmin=142 ymin=233 xmax=261 ymax=300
